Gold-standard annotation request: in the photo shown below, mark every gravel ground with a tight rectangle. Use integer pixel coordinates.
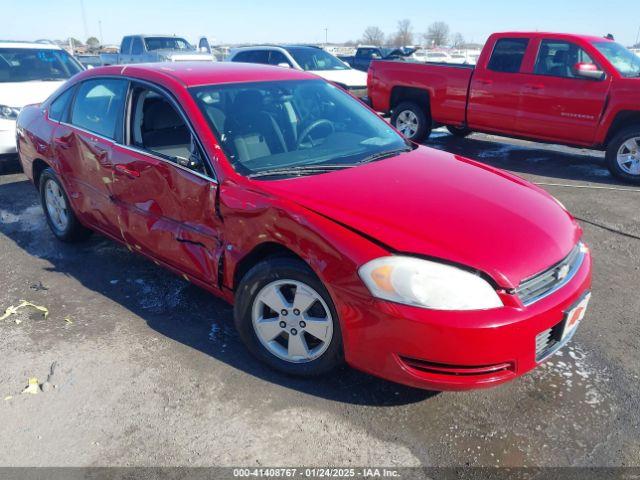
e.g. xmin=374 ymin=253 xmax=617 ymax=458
xmin=0 ymin=131 xmax=638 ymax=467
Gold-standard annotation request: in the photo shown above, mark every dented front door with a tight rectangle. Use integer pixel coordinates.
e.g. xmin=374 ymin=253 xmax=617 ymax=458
xmin=109 ymin=145 xmax=222 ymax=285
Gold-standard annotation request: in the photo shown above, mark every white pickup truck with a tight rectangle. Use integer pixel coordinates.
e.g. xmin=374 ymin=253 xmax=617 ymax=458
xmin=100 ymin=35 xmax=214 ymax=65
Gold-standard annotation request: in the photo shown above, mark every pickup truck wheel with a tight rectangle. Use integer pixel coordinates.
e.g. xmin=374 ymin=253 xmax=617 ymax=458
xmin=391 ymin=101 xmax=430 ymax=143
xmin=446 ymin=126 xmax=472 ymax=138
xmin=234 ymin=256 xmax=344 ymax=377
xmin=39 ymin=168 xmax=92 ymax=242
xmin=606 ymin=127 xmax=640 ymax=184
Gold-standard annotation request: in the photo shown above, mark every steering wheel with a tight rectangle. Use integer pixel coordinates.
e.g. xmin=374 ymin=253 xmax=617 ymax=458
xmin=297 ymin=119 xmax=335 ymax=148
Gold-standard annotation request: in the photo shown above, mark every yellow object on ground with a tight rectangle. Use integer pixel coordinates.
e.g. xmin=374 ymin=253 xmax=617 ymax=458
xmin=0 ymin=300 xmax=49 ymax=323
xmin=22 ymin=378 xmax=40 ymax=395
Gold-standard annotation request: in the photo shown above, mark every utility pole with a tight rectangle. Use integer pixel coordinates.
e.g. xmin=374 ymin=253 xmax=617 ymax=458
xmin=99 ymin=20 xmax=103 ymax=45
xmin=80 ymin=0 xmax=88 ymax=40
xmin=324 ymin=28 xmax=328 ymax=45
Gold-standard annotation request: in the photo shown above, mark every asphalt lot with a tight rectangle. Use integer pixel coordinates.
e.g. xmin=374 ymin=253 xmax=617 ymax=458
xmin=0 ymin=131 xmax=638 ymax=467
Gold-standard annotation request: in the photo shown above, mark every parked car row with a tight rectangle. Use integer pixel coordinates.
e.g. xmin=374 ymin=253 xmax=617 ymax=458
xmin=1 ymin=41 xmax=84 ymax=158
xmin=369 ymin=32 xmax=640 ymax=182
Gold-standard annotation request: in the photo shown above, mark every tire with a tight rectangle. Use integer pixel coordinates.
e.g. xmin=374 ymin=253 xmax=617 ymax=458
xmin=391 ymin=101 xmax=431 ymax=143
xmin=234 ymin=256 xmax=344 ymax=377
xmin=446 ymin=125 xmax=472 ymax=138
xmin=39 ymin=168 xmax=92 ymax=242
xmin=606 ymin=126 xmax=640 ymax=184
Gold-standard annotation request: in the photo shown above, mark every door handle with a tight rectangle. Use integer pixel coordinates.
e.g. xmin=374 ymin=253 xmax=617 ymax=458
xmin=114 ymin=164 xmax=140 ymax=178
xmin=477 ymin=79 xmax=493 ymax=86
xmin=524 ymin=83 xmax=545 ymax=90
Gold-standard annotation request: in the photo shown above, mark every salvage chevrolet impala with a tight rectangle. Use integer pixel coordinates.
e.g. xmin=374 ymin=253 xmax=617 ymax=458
xmin=16 ymin=63 xmax=592 ymax=390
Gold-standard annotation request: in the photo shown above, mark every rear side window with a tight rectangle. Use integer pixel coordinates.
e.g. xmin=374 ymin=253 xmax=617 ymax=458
xmin=131 ymin=37 xmax=144 ymax=55
xmin=48 ymin=87 xmax=75 ymax=122
xmin=71 ymin=78 xmax=127 ymax=139
xmin=232 ymin=50 xmax=269 ymax=64
xmin=121 ymin=37 xmax=132 ymax=55
xmin=488 ymin=38 xmax=529 ymax=73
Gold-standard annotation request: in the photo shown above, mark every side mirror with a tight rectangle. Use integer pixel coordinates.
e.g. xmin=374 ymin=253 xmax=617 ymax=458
xmin=277 ymin=62 xmax=291 ymax=69
xmin=574 ymin=62 xmax=605 ymax=80
xmin=176 ymin=151 xmax=203 ymax=172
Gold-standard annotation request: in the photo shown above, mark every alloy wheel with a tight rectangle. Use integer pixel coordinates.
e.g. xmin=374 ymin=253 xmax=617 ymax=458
xmin=251 ymin=279 xmax=333 ymax=363
xmin=44 ymin=179 xmax=69 ymax=232
xmin=617 ymin=137 xmax=640 ymax=176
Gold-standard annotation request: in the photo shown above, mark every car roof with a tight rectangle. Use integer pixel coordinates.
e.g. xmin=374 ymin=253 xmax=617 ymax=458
xmin=491 ymin=32 xmax=615 ymax=43
xmin=0 ymin=41 xmax=63 ymax=50
xmin=82 ymin=61 xmax=318 ymax=87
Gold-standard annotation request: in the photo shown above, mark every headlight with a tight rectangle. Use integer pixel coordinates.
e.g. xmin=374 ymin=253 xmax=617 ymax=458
xmin=0 ymin=105 xmax=20 ymax=120
xmin=358 ymin=256 xmax=503 ymax=311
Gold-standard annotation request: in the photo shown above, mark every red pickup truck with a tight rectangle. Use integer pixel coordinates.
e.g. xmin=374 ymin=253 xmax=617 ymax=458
xmin=368 ymin=32 xmax=640 ymax=183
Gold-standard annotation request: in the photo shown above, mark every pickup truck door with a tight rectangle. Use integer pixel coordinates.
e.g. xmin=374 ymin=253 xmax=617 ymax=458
xmin=109 ymin=83 xmax=223 ymax=285
xmin=467 ymin=37 xmax=530 ymax=134
xmin=515 ymin=39 xmax=611 ymax=145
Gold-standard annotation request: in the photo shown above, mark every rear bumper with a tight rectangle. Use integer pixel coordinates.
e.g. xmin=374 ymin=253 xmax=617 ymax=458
xmin=338 ymin=249 xmax=593 ymax=391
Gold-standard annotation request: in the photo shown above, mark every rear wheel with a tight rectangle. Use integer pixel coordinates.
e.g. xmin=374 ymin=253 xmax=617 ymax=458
xmin=39 ymin=168 xmax=91 ymax=242
xmin=606 ymin=126 xmax=640 ymax=184
xmin=446 ymin=125 xmax=472 ymax=138
xmin=391 ymin=101 xmax=431 ymax=143
xmin=234 ymin=257 xmax=343 ymax=376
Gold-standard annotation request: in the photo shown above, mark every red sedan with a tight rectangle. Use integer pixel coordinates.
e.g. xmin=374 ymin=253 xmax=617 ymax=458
xmin=16 ymin=63 xmax=592 ymax=390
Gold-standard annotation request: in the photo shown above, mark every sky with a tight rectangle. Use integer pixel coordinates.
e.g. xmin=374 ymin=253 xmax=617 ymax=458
xmin=4 ymin=0 xmax=640 ymax=47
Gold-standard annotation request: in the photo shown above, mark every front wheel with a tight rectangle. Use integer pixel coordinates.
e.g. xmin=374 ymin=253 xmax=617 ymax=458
xmin=234 ymin=257 xmax=344 ymax=376
xmin=391 ymin=101 xmax=431 ymax=143
xmin=606 ymin=127 xmax=640 ymax=184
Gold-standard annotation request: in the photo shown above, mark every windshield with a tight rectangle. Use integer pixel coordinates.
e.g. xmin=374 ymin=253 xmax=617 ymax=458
xmin=191 ymin=79 xmax=409 ymax=179
xmin=0 ymin=48 xmax=83 ymax=82
xmin=592 ymin=41 xmax=640 ymax=78
xmin=143 ymin=37 xmax=194 ymax=51
xmin=287 ymin=48 xmax=349 ymax=71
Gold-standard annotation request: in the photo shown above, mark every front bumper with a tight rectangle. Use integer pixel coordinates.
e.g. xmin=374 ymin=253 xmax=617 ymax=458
xmin=0 ymin=119 xmax=17 ymax=155
xmin=339 ymin=249 xmax=592 ymax=391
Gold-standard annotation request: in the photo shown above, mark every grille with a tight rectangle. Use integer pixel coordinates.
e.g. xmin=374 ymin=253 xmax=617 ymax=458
xmin=516 ymin=243 xmax=585 ymax=306
xmin=535 ymin=320 xmax=565 ymax=362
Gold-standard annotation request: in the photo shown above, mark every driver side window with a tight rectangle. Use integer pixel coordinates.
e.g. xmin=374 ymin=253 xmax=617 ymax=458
xmin=129 ymin=85 xmax=206 ymax=175
xmin=534 ymin=40 xmax=596 ymax=78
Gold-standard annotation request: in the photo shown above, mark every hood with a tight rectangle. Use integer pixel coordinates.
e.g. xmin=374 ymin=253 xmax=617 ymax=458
xmin=258 ymin=147 xmax=580 ymax=288
xmin=153 ymin=49 xmax=212 ymax=61
xmin=0 ymin=81 xmax=65 ymax=108
xmin=311 ymin=68 xmax=368 ymax=87
xmin=385 ymin=47 xmax=418 ymax=58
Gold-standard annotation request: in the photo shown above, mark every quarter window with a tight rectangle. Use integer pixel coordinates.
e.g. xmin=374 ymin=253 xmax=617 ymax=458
xmin=535 ymin=40 xmax=597 ymax=78
xmin=71 ymin=79 xmax=127 ymax=139
xmin=48 ymin=87 xmax=75 ymax=122
xmin=488 ymin=38 xmax=529 ymax=73
xmin=121 ymin=37 xmax=132 ymax=55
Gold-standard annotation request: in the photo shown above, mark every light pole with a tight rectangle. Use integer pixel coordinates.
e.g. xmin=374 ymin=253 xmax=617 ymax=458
xmin=99 ymin=20 xmax=103 ymax=45
xmin=324 ymin=28 xmax=328 ymax=45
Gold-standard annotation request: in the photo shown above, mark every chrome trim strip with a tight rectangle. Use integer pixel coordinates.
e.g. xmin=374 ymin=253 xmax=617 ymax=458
xmin=518 ymin=243 xmax=586 ymax=306
xmin=117 ymin=143 xmax=218 ymax=184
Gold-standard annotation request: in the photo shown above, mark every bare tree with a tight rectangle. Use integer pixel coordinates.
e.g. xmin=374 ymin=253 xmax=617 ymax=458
xmin=424 ymin=21 xmax=450 ymax=47
xmin=451 ymin=33 xmax=465 ymax=49
xmin=391 ymin=19 xmax=413 ymax=47
xmin=361 ymin=26 xmax=385 ymax=46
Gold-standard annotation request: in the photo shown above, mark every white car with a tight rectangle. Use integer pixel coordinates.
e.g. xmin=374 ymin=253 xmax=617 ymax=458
xmin=411 ymin=50 xmax=453 ymax=63
xmin=228 ymin=45 xmax=368 ymax=98
xmin=0 ymin=42 xmax=83 ymax=161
